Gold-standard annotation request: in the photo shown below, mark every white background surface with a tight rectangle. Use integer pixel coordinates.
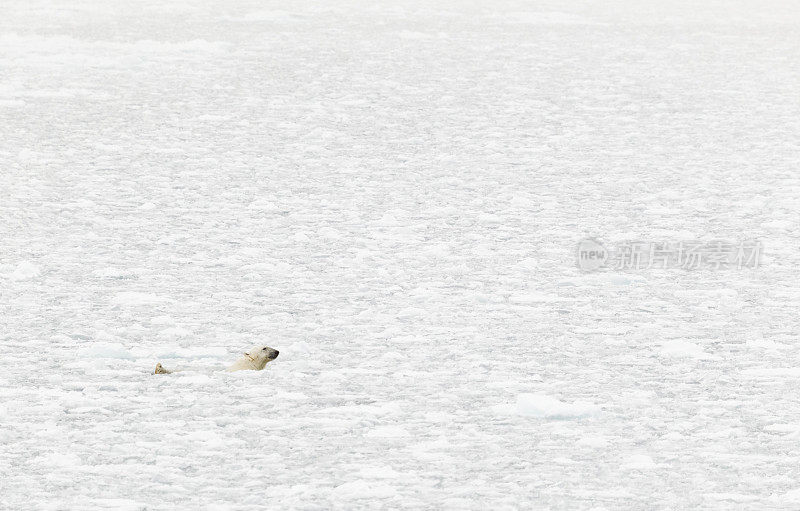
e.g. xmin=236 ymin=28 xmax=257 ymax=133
xmin=2 ymin=1 xmax=800 ymax=509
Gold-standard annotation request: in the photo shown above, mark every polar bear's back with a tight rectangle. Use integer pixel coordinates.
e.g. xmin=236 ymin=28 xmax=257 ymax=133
xmin=226 ymin=357 xmax=257 ymax=372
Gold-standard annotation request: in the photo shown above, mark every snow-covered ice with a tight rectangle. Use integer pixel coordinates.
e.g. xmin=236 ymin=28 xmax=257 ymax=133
xmin=493 ymin=393 xmax=601 ymax=419
xmin=2 ymin=0 xmax=800 ymax=508
xmin=8 ymin=260 xmax=40 ymax=281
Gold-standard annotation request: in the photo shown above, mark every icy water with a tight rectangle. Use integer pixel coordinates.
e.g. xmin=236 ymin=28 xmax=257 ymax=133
xmin=2 ymin=1 xmax=800 ymax=509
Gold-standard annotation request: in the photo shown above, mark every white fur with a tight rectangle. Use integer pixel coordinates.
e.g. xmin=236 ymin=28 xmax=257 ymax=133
xmin=154 ymin=344 xmax=278 ymax=374
xmin=226 ymin=344 xmax=278 ymax=372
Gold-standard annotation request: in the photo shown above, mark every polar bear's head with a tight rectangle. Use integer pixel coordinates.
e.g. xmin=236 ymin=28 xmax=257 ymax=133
xmin=245 ymin=345 xmax=279 ymax=370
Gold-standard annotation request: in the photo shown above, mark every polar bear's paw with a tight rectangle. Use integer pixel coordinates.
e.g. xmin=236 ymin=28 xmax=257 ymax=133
xmin=154 ymin=363 xmax=172 ymax=374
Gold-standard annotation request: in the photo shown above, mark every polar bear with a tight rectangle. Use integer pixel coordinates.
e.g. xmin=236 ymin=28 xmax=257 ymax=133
xmin=153 ymin=345 xmax=279 ymax=374
xmin=226 ymin=345 xmax=279 ymax=372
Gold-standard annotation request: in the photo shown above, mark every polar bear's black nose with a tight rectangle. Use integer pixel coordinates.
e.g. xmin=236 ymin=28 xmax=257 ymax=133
xmin=271 ymin=350 xmax=279 ymax=359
